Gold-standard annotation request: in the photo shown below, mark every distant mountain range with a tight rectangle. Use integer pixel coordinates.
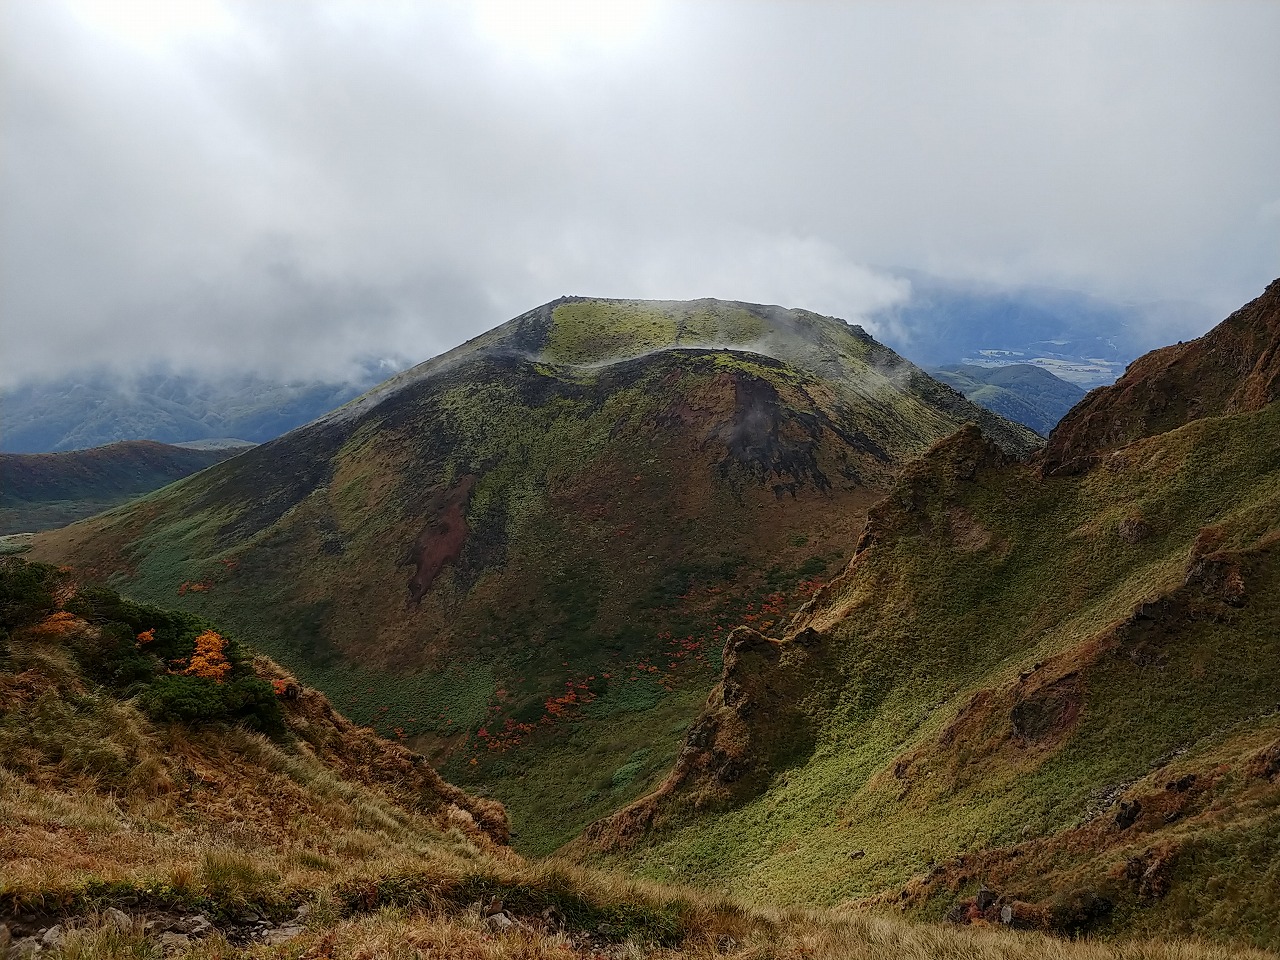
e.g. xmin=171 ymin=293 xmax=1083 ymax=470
xmin=874 ymin=274 xmax=1212 ymax=389
xmin=0 ymin=361 xmax=401 ymax=453
xmin=929 ymin=363 xmax=1085 ymax=436
xmin=1 ymin=282 xmax=1211 ymax=455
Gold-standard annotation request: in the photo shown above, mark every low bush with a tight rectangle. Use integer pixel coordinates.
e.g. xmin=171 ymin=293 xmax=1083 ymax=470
xmin=2 ymin=558 xmax=281 ymax=733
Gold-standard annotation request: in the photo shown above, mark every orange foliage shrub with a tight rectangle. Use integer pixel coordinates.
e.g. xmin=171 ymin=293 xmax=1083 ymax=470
xmin=24 ymin=610 xmax=81 ymax=640
xmin=179 ymin=630 xmax=232 ymax=683
xmin=136 ymin=628 xmax=156 ymax=646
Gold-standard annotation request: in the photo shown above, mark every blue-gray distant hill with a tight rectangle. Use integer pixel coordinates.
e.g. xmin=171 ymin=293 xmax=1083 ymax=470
xmin=0 ymin=362 xmax=404 ymax=453
xmin=929 ymin=363 xmax=1085 ymax=436
xmin=874 ymin=274 xmax=1212 ymax=389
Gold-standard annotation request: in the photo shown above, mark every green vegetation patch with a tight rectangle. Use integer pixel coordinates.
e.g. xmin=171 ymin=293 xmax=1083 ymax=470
xmin=544 ymin=300 xmax=770 ymax=365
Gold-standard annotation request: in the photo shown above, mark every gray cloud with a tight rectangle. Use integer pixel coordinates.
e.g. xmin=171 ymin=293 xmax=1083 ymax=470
xmin=3 ymin=0 xmax=1277 ymax=388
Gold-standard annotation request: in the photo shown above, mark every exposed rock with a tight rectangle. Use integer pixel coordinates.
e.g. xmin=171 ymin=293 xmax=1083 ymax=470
xmin=1246 ymin=738 xmax=1280 ymax=781
xmin=576 ymin=624 xmax=835 ymax=850
xmin=1125 ymin=849 xmax=1176 ymax=899
xmin=1184 ymin=553 xmax=1247 ymax=606
xmin=1115 ymin=799 xmax=1142 ymax=829
xmin=158 ymin=931 xmax=192 ymax=951
xmin=1010 ymin=672 xmax=1082 ymax=742
xmin=40 ymin=924 xmax=64 ymax=947
xmin=261 ymin=925 xmax=305 ymax=945
xmin=103 ymin=907 xmax=131 ymax=930
xmin=1117 ymin=516 xmax=1151 ymax=544
xmin=10 ymin=937 xmax=41 ymax=959
xmin=484 ymin=912 xmax=514 ymax=932
xmin=402 ymin=474 xmax=477 ymax=606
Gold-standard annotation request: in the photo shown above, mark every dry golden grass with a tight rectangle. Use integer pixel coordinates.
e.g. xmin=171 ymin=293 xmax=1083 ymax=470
xmin=39 ymin=902 xmax=1280 ymax=960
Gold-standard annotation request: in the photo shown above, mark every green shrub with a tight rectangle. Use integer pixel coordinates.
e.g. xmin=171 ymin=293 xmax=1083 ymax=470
xmin=139 ymin=675 xmax=281 ymax=731
xmin=0 ymin=557 xmax=59 ymax=629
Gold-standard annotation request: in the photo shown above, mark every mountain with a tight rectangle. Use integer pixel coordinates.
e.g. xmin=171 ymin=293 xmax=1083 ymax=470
xmin=5 ymin=558 xmax=1250 ymax=959
xmin=28 ymin=296 xmax=1039 ymax=856
xmin=874 ymin=275 xmax=1212 ymax=389
xmin=0 ymin=439 xmax=251 ymax=535
xmin=579 ymin=281 xmax=1280 ymax=949
xmin=929 ymin=364 xmax=1086 ymax=436
xmin=0 ymin=362 xmax=403 ymax=453
xmin=1042 ymin=278 xmax=1280 ymax=473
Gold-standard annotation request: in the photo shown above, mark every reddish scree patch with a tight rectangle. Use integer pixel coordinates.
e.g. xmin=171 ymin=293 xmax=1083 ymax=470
xmin=403 ymin=475 xmax=476 ymax=606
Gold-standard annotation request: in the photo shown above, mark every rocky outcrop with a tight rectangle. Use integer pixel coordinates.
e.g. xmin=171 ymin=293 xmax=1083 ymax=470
xmin=1041 ymin=278 xmax=1280 ymax=475
xmin=577 ymin=625 xmax=833 ymax=851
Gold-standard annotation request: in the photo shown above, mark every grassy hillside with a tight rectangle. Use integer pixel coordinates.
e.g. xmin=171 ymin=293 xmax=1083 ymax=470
xmin=930 ymin=363 xmax=1085 ymax=436
xmin=28 ymin=298 xmax=1038 ymax=857
xmin=580 ymin=284 xmax=1280 ymax=951
xmin=1 ymin=557 xmax=1269 ymax=959
xmin=0 ymin=441 xmax=246 ymax=535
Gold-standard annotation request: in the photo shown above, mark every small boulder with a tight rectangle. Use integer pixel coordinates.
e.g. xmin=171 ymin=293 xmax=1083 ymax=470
xmin=1115 ymin=799 xmax=1142 ymax=829
xmin=484 ymin=912 xmax=514 ymax=932
xmin=261 ymin=925 xmax=305 ymax=945
xmin=159 ymin=931 xmax=192 ymax=951
xmin=167 ymin=914 xmax=212 ymax=936
xmin=104 ymin=907 xmax=131 ymax=930
xmin=41 ymin=924 xmax=65 ymax=947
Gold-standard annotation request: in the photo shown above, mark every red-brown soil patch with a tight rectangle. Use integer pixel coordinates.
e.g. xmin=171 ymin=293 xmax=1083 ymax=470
xmin=402 ymin=475 xmax=476 ymax=606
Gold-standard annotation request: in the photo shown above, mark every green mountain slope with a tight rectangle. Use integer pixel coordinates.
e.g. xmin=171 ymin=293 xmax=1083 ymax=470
xmin=929 ymin=363 xmax=1085 ymax=436
xmin=579 ymin=282 xmax=1280 ymax=950
xmin=29 ymin=297 xmax=1038 ymax=856
xmin=0 ymin=440 xmax=248 ymax=535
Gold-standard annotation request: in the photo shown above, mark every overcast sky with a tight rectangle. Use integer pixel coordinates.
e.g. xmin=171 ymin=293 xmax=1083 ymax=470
xmin=3 ymin=0 xmax=1278 ymax=388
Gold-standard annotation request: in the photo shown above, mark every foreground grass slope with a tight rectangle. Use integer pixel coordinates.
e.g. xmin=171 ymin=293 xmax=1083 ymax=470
xmin=29 ymin=298 xmax=1038 ymax=855
xmin=2 ymin=558 xmax=1270 ymax=960
xmin=581 ymin=283 xmax=1280 ymax=951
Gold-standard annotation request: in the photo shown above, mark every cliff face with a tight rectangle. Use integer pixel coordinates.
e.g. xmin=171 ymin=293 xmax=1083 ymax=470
xmin=1040 ymin=279 xmax=1280 ymax=474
